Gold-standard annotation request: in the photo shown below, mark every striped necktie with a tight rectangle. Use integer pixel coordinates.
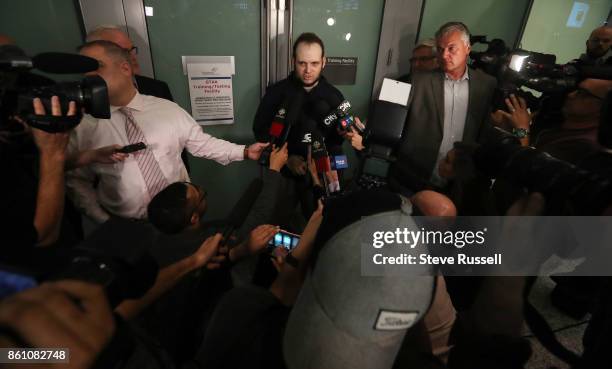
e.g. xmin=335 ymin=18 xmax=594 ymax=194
xmin=119 ymin=107 xmax=168 ymax=201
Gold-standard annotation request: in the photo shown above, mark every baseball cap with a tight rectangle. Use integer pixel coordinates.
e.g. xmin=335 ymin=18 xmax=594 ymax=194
xmin=283 ymin=210 xmax=435 ymax=369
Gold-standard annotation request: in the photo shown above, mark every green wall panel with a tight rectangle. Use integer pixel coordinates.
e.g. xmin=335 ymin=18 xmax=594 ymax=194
xmin=419 ymin=0 xmax=531 ymax=51
xmin=143 ymin=0 xmax=262 ymax=218
xmin=520 ymin=0 xmax=611 ymax=64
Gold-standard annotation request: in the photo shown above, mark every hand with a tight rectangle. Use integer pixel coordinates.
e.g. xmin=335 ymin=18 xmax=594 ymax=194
xmin=438 ymin=149 xmax=457 ymax=179
xmin=31 ymin=96 xmax=76 ymax=159
xmin=91 ymin=145 xmax=129 ymax=164
xmin=493 ymin=94 xmax=531 ymax=130
xmin=308 ymin=157 xmax=321 ymax=186
xmin=287 ymin=155 xmax=307 ymax=176
xmin=269 ymin=142 xmax=289 ymax=172
xmin=312 ymin=199 xmax=324 ymax=219
xmin=246 ymin=142 xmax=270 ymax=160
xmin=353 ymin=116 xmax=366 ymax=132
xmin=270 ymin=246 xmax=289 ymax=273
xmin=0 ymin=280 xmax=115 ymax=369
xmin=81 ymin=145 xmax=129 ymax=166
xmin=205 ymin=245 xmax=228 ymax=270
xmin=247 ymin=224 xmax=280 ymax=254
xmin=192 ymin=233 xmax=223 ymax=269
xmin=345 ymin=130 xmax=364 ymax=151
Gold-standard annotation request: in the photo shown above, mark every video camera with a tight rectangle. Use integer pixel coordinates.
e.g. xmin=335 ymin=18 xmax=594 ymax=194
xmin=0 ymin=44 xmax=110 ymax=134
xmin=470 ymin=35 xmax=612 ymax=111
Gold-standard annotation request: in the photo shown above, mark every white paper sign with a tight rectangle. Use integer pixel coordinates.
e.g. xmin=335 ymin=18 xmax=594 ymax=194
xmin=187 ymin=63 xmax=234 ymax=125
xmin=379 ymin=78 xmax=412 ymax=106
xmin=181 ymin=56 xmax=235 ymax=75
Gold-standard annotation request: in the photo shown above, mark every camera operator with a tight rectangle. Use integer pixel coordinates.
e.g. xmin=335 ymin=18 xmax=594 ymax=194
xmin=494 ymin=78 xmax=612 ymax=164
xmin=0 ymin=95 xmax=127 ymax=251
xmin=579 ymin=25 xmax=612 ymax=66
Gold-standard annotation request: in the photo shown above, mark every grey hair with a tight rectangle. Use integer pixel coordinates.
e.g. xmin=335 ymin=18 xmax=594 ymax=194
xmin=435 ymin=22 xmax=471 ymax=46
xmin=414 ymin=38 xmax=437 ymax=55
xmin=86 ymin=25 xmax=124 ymax=42
xmin=78 ymin=40 xmax=131 ymax=64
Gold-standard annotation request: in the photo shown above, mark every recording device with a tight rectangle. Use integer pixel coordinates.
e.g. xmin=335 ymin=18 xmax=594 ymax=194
xmin=219 ymin=178 xmax=264 ymax=245
xmin=355 ymin=100 xmax=408 ymax=190
xmin=470 ymin=36 xmax=612 ymax=111
xmin=470 ymin=127 xmax=612 ymax=215
xmin=316 ymin=96 xmax=362 ymax=133
xmin=1 ymin=45 xmax=110 ymax=133
xmin=267 ymin=229 xmax=300 ymax=251
xmin=116 ymin=142 xmax=146 ymax=154
xmin=259 ymin=90 xmax=305 ymax=166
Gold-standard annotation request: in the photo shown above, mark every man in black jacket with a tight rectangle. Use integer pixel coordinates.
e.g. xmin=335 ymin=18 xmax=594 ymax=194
xmin=253 ymin=33 xmax=345 ymax=222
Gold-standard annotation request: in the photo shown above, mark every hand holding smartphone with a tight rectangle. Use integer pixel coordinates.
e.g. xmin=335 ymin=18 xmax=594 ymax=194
xmin=116 ymin=142 xmax=146 ymax=154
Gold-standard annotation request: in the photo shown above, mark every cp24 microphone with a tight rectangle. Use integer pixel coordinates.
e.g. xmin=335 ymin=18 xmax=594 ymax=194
xmin=316 ymin=96 xmax=362 ymax=133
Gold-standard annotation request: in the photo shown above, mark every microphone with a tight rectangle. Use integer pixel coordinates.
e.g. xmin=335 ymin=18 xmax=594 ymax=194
xmin=32 ymin=53 xmax=99 ymax=74
xmin=222 ymin=178 xmax=264 ymax=243
xmin=259 ymin=90 xmax=305 ymax=166
xmin=316 ymin=95 xmax=362 ymax=133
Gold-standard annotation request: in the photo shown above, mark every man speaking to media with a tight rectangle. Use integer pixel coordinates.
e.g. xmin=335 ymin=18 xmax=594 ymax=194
xmin=253 ymin=32 xmax=346 ymax=220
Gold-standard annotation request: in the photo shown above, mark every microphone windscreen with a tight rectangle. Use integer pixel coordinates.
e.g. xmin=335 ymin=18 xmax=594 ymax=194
xmin=32 ymin=52 xmax=99 ymax=74
xmin=225 ymin=178 xmax=264 ymax=228
xmin=315 ymin=156 xmax=331 ymax=173
xmin=269 ymin=121 xmax=285 ymax=138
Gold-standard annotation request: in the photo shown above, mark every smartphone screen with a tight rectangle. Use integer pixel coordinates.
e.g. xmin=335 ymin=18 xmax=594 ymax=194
xmin=269 ymin=230 xmax=301 ymax=251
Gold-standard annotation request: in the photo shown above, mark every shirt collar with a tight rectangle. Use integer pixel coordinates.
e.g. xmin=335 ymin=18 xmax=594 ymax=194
xmin=445 ymin=66 xmax=469 ymax=81
xmin=110 ymin=91 xmax=143 ymax=113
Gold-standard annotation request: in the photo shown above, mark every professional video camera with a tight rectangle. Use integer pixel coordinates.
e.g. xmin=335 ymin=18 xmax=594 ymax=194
xmin=465 ymin=126 xmax=612 ymax=215
xmin=470 ymin=35 xmax=612 ymax=111
xmin=0 ymin=44 xmax=109 ymax=134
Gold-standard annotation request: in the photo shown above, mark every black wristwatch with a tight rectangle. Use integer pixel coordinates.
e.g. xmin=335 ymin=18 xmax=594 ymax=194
xmin=511 ymin=127 xmax=530 ymax=139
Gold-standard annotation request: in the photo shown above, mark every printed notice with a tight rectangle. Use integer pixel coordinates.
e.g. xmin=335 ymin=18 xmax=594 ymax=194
xmin=187 ymin=61 xmax=234 ymax=125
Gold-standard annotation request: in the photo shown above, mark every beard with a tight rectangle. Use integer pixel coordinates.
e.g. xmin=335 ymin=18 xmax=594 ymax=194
xmin=301 ymin=76 xmax=320 ymax=88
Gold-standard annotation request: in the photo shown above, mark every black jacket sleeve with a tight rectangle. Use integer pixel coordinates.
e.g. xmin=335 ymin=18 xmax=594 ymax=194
xmin=253 ymin=84 xmax=285 ymax=142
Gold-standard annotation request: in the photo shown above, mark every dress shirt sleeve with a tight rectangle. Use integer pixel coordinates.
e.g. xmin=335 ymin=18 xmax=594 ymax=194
xmin=65 ymin=129 xmax=111 ymax=224
xmin=180 ymin=111 xmax=245 ymax=165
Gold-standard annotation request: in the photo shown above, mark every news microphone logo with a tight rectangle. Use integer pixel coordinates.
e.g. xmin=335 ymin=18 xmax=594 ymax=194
xmin=336 ymin=100 xmax=351 ymax=115
xmin=339 ymin=115 xmax=354 ymax=130
xmin=275 ymin=108 xmax=286 ymax=120
xmin=331 ymin=155 xmax=349 ymax=170
xmin=323 ymin=112 xmax=338 ymax=127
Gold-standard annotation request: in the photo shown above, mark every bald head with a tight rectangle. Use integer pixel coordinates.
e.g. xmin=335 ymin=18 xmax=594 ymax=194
xmin=411 ymin=190 xmax=457 ymax=217
xmin=87 ymin=26 xmax=140 ymax=74
xmin=586 ymin=25 xmax=612 ymax=59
